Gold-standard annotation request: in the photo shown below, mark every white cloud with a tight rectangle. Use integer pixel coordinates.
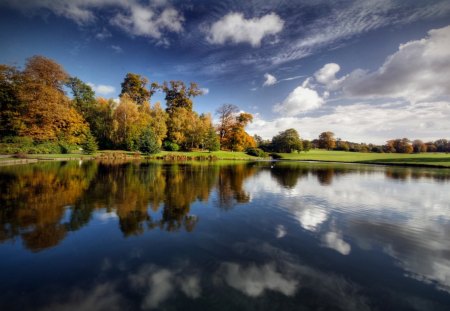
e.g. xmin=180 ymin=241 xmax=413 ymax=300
xmin=342 ymin=25 xmax=450 ymax=103
xmin=200 ymin=88 xmax=209 ymax=95
xmin=248 ymin=101 xmax=450 ymax=143
xmin=217 ymin=262 xmax=298 ymax=297
xmin=88 ymin=83 xmax=116 ymax=96
xmin=111 ymin=5 xmax=183 ymax=40
xmin=3 ymin=0 xmax=183 ymax=42
xmin=322 ymin=231 xmax=351 ymax=255
xmin=276 ymin=224 xmax=287 ymax=238
xmin=273 ymin=83 xmax=324 ymax=116
xmin=207 ymin=12 xmax=284 ymax=47
xmin=263 ymin=73 xmax=277 ymax=86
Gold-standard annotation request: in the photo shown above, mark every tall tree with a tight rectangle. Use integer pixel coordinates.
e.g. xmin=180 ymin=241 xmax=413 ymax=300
xmin=66 ymin=77 xmax=96 ymax=117
xmin=0 ymin=64 xmax=24 ymax=136
xmin=215 ymin=104 xmax=239 ymax=146
xmin=120 ymin=73 xmax=156 ymax=105
xmin=318 ymin=131 xmax=336 ymax=150
xmin=19 ymin=55 xmax=88 ymax=143
xmin=161 ymin=81 xmax=203 ymax=114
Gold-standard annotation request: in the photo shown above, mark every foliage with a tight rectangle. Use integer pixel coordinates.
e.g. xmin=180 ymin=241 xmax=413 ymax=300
xmin=246 ymin=147 xmax=267 ymax=157
xmin=204 ymin=126 xmax=220 ymax=151
xmin=318 ymin=131 xmax=336 ymax=150
xmin=160 ymin=80 xmax=203 ymax=114
xmin=271 ymin=128 xmax=302 ymax=153
xmin=163 ymin=141 xmax=180 ymax=151
xmin=82 ymin=133 xmax=98 ymax=154
xmin=138 ymin=126 xmax=160 ymax=155
xmin=120 ymin=73 xmax=156 ymax=105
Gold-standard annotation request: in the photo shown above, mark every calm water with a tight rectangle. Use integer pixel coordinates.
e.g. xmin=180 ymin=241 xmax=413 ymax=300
xmin=1 ymin=160 xmax=450 ymax=311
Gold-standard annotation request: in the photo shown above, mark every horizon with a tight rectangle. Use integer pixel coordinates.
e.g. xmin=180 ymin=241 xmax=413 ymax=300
xmin=1 ymin=0 xmax=450 ymax=144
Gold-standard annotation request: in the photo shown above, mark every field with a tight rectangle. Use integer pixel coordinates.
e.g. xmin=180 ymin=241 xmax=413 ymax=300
xmin=276 ymin=150 xmax=450 ymax=167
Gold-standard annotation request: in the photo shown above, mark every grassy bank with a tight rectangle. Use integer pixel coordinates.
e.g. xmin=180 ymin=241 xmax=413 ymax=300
xmin=276 ymin=150 xmax=450 ymax=167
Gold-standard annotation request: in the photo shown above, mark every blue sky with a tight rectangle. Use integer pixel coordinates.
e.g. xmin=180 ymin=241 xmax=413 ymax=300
xmin=1 ymin=0 xmax=450 ymax=143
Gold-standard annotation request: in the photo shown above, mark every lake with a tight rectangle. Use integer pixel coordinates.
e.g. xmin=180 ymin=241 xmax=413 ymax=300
xmin=1 ymin=160 xmax=450 ymax=310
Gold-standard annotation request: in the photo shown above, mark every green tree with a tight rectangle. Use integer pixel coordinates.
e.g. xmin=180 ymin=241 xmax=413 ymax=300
xmin=271 ymin=128 xmax=302 ymax=153
xmin=120 ymin=73 xmax=156 ymax=105
xmin=82 ymin=132 xmax=98 ymax=154
xmin=161 ymin=80 xmax=203 ymax=114
xmin=66 ymin=77 xmax=96 ymax=117
xmin=0 ymin=64 xmax=24 ymax=137
xmin=139 ymin=126 xmax=160 ymax=155
xmin=302 ymin=140 xmax=312 ymax=152
xmin=318 ymin=131 xmax=336 ymax=150
xmin=205 ymin=126 xmax=220 ymax=151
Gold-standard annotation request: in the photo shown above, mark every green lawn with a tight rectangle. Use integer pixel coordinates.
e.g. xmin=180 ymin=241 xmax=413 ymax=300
xmin=276 ymin=150 xmax=450 ymax=167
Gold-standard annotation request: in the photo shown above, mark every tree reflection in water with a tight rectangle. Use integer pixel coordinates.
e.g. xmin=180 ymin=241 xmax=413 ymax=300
xmin=2 ymin=160 xmax=450 ymax=252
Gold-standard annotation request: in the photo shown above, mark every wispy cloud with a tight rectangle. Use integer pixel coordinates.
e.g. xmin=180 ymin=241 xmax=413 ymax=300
xmin=88 ymin=83 xmax=116 ymax=96
xmin=111 ymin=45 xmax=123 ymax=53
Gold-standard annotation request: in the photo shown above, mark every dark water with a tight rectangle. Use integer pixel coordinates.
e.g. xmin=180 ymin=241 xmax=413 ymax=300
xmin=1 ymin=160 xmax=450 ymax=311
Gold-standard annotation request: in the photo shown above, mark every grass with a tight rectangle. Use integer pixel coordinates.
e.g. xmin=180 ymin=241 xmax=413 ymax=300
xmin=151 ymin=150 xmax=257 ymax=160
xmin=276 ymin=150 xmax=450 ymax=167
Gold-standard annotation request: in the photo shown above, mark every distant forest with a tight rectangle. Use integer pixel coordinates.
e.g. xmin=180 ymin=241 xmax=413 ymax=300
xmin=1 ymin=55 xmax=449 ymax=155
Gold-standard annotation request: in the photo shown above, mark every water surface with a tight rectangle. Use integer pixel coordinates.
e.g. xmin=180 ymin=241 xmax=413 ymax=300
xmin=1 ymin=160 xmax=450 ymax=310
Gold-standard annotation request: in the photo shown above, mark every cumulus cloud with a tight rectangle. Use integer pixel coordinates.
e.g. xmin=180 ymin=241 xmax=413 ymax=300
xmin=248 ymin=101 xmax=450 ymax=143
xmin=207 ymin=12 xmax=284 ymax=47
xmin=111 ymin=5 xmax=183 ymax=40
xmin=88 ymin=83 xmax=116 ymax=96
xmin=263 ymin=73 xmax=277 ymax=86
xmin=273 ymin=81 xmax=324 ymax=116
xmin=3 ymin=0 xmax=184 ymax=42
xmin=342 ymin=25 xmax=450 ymax=102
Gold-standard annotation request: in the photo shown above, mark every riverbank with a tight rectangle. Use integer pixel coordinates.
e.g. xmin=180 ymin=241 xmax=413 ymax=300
xmin=1 ymin=149 xmax=450 ymax=168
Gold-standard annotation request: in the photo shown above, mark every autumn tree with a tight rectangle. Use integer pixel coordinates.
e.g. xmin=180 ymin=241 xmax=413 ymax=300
xmin=228 ymin=112 xmax=256 ymax=151
xmin=18 ymin=55 xmax=89 ymax=144
xmin=318 ymin=131 xmax=336 ymax=150
xmin=216 ymin=104 xmax=239 ymax=146
xmin=384 ymin=138 xmax=413 ymax=153
xmin=120 ymin=73 xmax=157 ymax=106
xmin=111 ymin=95 xmax=142 ymax=150
xmin=148 ymin=102 xmax=168 ymax=146
xmin=412 ymin=139 xmax=427 ymax=153
xmin=271 ymin=128 xmax=302 ymax=153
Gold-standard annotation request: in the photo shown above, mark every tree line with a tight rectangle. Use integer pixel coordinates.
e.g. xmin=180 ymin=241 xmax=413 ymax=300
xmin=255 ymin=129 xmax=450 ymax=154
xmin=0 ymin=55 xmax=256 ymax=154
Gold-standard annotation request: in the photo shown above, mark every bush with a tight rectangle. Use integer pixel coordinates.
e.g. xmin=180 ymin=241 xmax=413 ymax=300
xmin=246 ymin=147 xmax=267 ymax=157
xmin=163 ymin=141 xmax=180 ymax=151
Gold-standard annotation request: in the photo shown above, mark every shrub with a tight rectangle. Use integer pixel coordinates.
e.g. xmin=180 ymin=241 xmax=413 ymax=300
xmin=139 ymin=127 xmax=160 ymax=155
xmin=246 ymin=147 xmax=267 ymax=157
xmin=82 ymin=133 xmax=98 ymax=154
xmin=163 ymin=141 xmax=180 ymax=151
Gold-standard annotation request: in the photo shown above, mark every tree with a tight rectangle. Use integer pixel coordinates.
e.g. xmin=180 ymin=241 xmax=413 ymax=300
xmin=120 ymin=73 xmax=156 ymax=105
xmin=302 ymin=140 xmax=312 ymax=152
xmin=139 ymin=126 xmax=160 ymax=155
xmin=18 ymin=55 xmax=89 ymax=144
xmin=384 ymin=138 xmax=413 ymax=154
xmin=66 ymin=76 xmax=96 ymax=117
xmin=271 ymin=128 xmax=302 ymax=153
xmin=412 ymin=140 xmax=427 ymax=153
xmin=160 ymin=80 xmax=203 ymax=114
xmin=216 ymin=104 xmax=239 ymax=146
xmin=318 ymin=131 xmax=336 ymax=150
xmin=82 ymin=132 xmax=98 ymax=154
xmin=204 ymin=126 xmax=220 ymax=151
xmin=148 ymin=102 xmax=168 ymax=146
xmin=0 ymin=64 xmax=24 ymax=137
xmin=112 ymin=95 xmax=141 ymax=150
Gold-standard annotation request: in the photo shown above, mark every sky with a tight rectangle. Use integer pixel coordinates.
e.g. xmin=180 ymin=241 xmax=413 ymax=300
xmin=1 ymin=0 xmax=450 ymax=144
